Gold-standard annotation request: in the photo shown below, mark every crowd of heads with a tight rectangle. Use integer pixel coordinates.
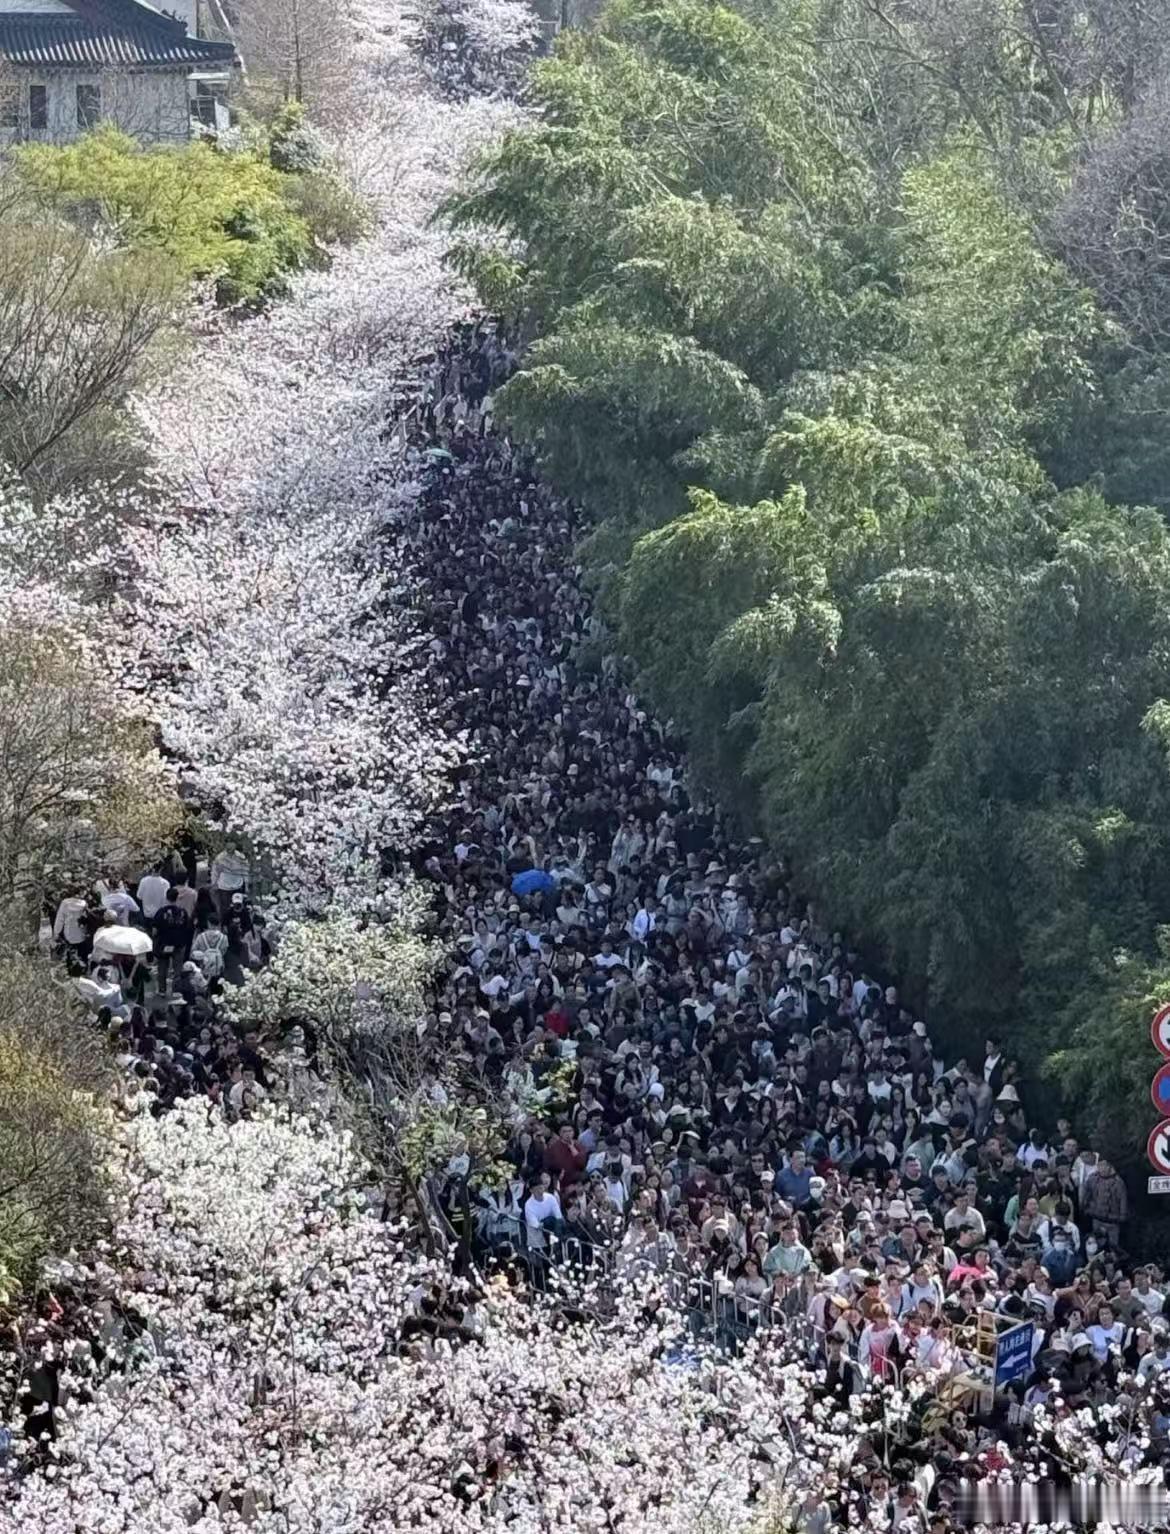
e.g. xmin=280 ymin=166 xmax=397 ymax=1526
xmin=18 ymin=317 xmax=1170 ymax=1521
xmin=401 ymin=319 xmax=1170 ymax=1503
xmin=50 ymin=843 xmax=278 ymax=1119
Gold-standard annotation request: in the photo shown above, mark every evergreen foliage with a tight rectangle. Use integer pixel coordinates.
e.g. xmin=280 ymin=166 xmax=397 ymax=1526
xmin=447 ymin=0 xmax=1170 ymax=1148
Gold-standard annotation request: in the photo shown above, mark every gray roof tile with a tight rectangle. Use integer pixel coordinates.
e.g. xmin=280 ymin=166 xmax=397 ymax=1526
xmin=0 ymin=7 xmax=236 ymax=69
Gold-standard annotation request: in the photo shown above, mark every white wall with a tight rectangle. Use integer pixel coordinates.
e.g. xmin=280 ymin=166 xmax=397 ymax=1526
xmin=0 ymin=68 xmax=193 ymax=145
xmin=0 ymin=1 xmax=75 ymax=13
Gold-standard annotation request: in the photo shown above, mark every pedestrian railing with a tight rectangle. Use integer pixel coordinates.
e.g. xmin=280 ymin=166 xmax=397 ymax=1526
xmin=476 ymin=1221 xmax=946 ymax=1425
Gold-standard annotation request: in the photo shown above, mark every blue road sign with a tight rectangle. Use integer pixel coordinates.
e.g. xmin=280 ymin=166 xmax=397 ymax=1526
xmin=995 ymin=1321 xmax=1035 ymax=1387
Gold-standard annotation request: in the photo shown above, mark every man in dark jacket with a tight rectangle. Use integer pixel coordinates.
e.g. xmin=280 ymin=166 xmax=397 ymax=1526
xmin=153 ymin=887 xmax=194 ymax=997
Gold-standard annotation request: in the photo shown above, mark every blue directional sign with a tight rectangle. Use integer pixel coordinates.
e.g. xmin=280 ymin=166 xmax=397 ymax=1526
xmin=995 ymin=1321 xmax=1035 ymax=1387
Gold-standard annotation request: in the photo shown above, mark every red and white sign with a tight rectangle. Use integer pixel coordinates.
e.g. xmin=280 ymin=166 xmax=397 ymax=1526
xmin=1153 ymin=1004 xmax=1170 ymax=1057
xmin=1149 ymin=1120 xmax=1170 ymax=1175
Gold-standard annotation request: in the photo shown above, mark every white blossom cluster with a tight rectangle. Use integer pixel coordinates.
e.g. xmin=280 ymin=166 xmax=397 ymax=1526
xmin=0 ymin=3 xmax=528 ymax=917
xmin=0 ymin=1101 xmax=854 ymax=1534
xmin=222 ymin=887 xmax=438 ymax=1040
xmin=6 ymin=1105 xmax=1147 ymax=1534
xmin=114 ymin=0 xmax=525 ymax=915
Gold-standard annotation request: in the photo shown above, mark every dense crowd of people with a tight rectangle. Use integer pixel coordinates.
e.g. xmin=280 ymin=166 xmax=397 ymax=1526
xmin=14 ymin=316 xmax=1169 ymax=1526
xmin=400 ymin=319 xmax=1170 ymax=1518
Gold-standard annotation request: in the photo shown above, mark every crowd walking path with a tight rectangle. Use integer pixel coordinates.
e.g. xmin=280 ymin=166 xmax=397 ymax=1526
xmin=394 ymin=321 xmax=1153 ymax=1410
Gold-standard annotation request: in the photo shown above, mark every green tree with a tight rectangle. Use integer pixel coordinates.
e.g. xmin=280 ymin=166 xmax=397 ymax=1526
xmin=0 ymin=617 xmax=180 ymax=933
xmin=1047 ymin=934 xmax=1170 ymax=1164
xmin=449 ymin=0 xmax=1170 ymax=1149
xmin=0 ymin=950 xmax=112 ymax=1294
xmin=13 ymin=127 xmax=318 ymax=305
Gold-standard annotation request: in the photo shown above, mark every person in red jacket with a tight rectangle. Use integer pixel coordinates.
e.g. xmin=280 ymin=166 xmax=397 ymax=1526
xmin=544 ymin=1121 xmax=587 ymax=1188
xmin=544 ymin=999 xmax=571 ymax=1038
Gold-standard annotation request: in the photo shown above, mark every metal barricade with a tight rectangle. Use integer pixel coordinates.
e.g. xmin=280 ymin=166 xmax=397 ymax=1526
xmin=515 ymin=1234 xmax=878 ymax=1368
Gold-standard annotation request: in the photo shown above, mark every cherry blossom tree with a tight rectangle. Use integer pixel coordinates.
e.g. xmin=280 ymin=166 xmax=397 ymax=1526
xmin=0 ymin=1102 xmax=823 ymax=1533
xmin=0 ymin=0 xmax=528 ymax=922
xmin=4 ymin=1101 xmax=1155 ymax=1533
xmin=408 ymin=0 xmax=541 ymax=98
xmin=0 ymin=1 xmax=527 ymax=919
xmin=225 ymin=889 xmax=438 ymax=1044
xmin=112 ymin=0 xmax=525 ymax=916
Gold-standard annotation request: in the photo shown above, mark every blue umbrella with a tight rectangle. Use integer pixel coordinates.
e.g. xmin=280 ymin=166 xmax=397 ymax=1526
xmin=511 ymin=869 xmax=556 ymax=897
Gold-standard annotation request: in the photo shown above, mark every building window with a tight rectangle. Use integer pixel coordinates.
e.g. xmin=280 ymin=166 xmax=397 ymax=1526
xmin=0 ymin=81 xmax=18 ymax=130
xmin=29 ymin=85 xmax=48 ymax=132
xmin=191 ymin=81 xmax=217 ymax=129
xmin=76 ymin=83 xmax=100 ymax=129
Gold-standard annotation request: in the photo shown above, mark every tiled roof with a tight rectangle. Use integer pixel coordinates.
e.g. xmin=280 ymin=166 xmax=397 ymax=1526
xmin=0 ymin=5 xmax=236 ymax=69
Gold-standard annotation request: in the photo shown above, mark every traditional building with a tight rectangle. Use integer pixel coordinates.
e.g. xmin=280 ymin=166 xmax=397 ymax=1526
xmin=0 ymin=0 xmax=235 ymax=145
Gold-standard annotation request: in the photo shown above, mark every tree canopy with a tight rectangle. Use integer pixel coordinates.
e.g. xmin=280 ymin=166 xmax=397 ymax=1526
xmin=447 ymin=0 xmax=1170 ymax=1151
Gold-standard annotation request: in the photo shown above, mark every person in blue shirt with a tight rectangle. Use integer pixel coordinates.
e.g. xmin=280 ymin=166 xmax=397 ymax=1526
xmin=776 ymin=1148 xmax=813 ymax=1208
xmin=1041 ymin=1230 xmax=1079 ymax=1287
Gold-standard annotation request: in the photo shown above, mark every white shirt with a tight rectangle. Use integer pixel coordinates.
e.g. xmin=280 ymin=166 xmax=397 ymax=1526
xmin=917 ymin=1332 xmax=958 ymax=1370
xmin=1139 ymin=1350 xmax=1170 ymax=1381
xmin=210 ymin=850 xmax=248 ymax=893
xmin=944 ymin=1204 xmax=986 ymax=1239
xmin=1024 ymin=1283 xmax=1055 ymax=1319
xmin=53 ymin=896 xmax=88 ymax=946
xmin=102 ymin=889 xmax=140 ymax=925
xmin=229 ymin=1078 xmax=267 ymax=1112
xmin=136 ymin=873 xmax=170 ymax=919
xmin=1087 ymin=1321 xmax=1124 ymax=1362
xmin=907 ymin=1278 xmax=944 ymax=1314
xmin=632 ymin=907 xmax=656 ymax=941
xmin=1134 ymin=1286 xmax=1165 ymax=1318
xmin=604 ymin=1176 xmax=628 ymax=1213
xmin=523 ymin=1191 xmax=562 ymax=1250
xmin=74 ymin=974 xmax=122 ymax=1010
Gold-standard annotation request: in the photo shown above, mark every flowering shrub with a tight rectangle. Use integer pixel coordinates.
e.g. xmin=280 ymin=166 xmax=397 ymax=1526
xmin=225 ymin=896 xmax=439 ymax=1043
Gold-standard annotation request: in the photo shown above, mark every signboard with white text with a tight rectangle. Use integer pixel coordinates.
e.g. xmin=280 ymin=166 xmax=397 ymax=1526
xmin=994 ymin=1322 xmax=1035 ymax=1387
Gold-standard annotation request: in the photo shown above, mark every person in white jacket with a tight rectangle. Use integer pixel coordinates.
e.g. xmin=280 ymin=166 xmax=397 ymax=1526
xmin=523 ymin=1174 xmax=563 ymax=1252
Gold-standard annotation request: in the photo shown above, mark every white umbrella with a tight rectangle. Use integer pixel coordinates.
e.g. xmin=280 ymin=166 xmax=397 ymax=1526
xmin=92 ymin=926 xmax=152 ymax=959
